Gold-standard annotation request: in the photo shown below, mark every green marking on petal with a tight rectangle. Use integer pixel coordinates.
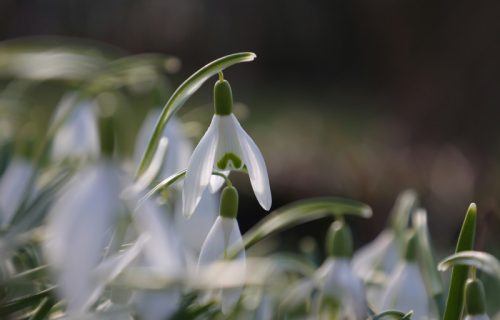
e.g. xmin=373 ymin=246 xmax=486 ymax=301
xmin=217 ymin=153 xmax=243 ymax=170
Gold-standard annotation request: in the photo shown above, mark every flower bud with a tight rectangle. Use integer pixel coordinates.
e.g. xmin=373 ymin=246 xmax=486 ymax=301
xmin=327 ymin=220 xmax=353 ymax=258
xmin=219 ymin=186 xmax=238 ymax=219
xmin=465 ymin=278 xmax=487 ymax=316
xmin=214 ymin=79 xmax=233 ymax=115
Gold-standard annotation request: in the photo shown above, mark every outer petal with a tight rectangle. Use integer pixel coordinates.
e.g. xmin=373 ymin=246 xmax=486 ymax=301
xmin=51 ymin=94 xmax=99 ymax=161
xmin=132 ymin=197 xmax=185 ymax=275
xmin=319 ymin=258 xmax=367 ymax=319
xmin=231 ymin=115 xmax=272 ymax=210
xmin=198 ymin=217 xmax=245 ymax=314
xmin=0 ymin=158 xmax=34 ymax=228
xmin=380 ymin=262 xmax=429 ymax=319
xmin=134 ymin=289 xmax=181 ymax=320
xmin=174 ymin=189 xmax=219 ymax=254
xmin=43 ymin=162 xmax=121 ymax=315
xmin=182 ymin=116 xmax=219 ymax=217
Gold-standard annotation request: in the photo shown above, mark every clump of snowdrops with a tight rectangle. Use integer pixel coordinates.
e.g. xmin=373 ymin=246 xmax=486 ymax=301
xmin=0 ymin=40 xmax=499 ymax=320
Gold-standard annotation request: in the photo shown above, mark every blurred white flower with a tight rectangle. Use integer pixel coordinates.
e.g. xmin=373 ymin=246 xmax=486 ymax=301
xmin=183 ymin=79 xmax=271 ymax=218
xmin=134 ymin=110 xmax=191 ymax=182
xmin=198 ymin=185 xmax=245 ymax=314
xmin=198 ymin=215 xmax=246 ymax=314
xmin=174 ymin=188 xmax=219 ymax=255
xmin=51 ymin=93 xmax=100 ymax=161
xmin=316 ymin=258 xmax=366 ymax=319
xmin=380 ymin=232 xmax=429 ymax=319
xmin=44 ymin=161 xmax=122 ymax=315
xmin=0 ymin=157 xmax=34 ymax=228
xmin=129 ymin=196 xmax=186 ymax=320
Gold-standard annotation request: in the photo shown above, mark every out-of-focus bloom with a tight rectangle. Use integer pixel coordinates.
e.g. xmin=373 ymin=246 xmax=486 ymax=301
xmin=0 ymin=157 xmax=34 ymax=228
xmin=352 ymin=190 xmax=418 ymax=307
xmin=174 ymin=188 xmax=219 ymax=255
xmin=130 ymin=196 xmax=186 ymax=320
xmin=316 ymin=221 xmax=366 ymax=319
xmin=134 ymin=110 xmax=191 ymax=181
xmin=380 ymin=231 xmax=429 ymax=319
xmin=43 ymin=161 xmax=122 ymax=315
xmin=283 ymin=221 xmax=366 ymax=320
xmin=463 ymin=278 xmax=490 ymax=320
xmin=183 ymin=79 xmax=271 ymax=217
xmin=198 ymin=186 xmax=245 ymax=314
xmin=51 ymin=93 xmax=99 ymax=161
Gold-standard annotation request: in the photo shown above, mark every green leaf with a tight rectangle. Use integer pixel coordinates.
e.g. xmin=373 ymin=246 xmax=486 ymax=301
xmin=231 ymin=197 xmax=371 ymax=257
xmin=135 ymin=52 xmax=257 ymax=177
xmin=443 ymin=203 xmax=477 ymax=320
xmin=412 ymin=209 xmax=444 ymax=316
xmin=28 ymin=297 xmax=54 ymax=320
xmin=0 ymin=287 xmax=55 ymax=316
xmin=438 ymin=251 xmax=500 ymax=279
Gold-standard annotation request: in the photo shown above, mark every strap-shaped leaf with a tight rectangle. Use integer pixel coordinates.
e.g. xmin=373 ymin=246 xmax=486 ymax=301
xmin=136 ymin=52 xmax=257 ymax=177
xmin=241 ymin=197 xmax=372 ymax=251
xmin=443 ymin=203 xmax=477 ymax=320
xmin=438 ymin=251 xmax=500 ymax=279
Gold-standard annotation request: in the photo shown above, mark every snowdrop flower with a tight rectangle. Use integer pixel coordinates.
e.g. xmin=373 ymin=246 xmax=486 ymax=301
xmin=134 ymin=110 xmax=192 ymax=181
xmin=281 ymin=221 xmax=366 ymax=319
xmin=51 ymin=92 xmax=100 ymax=161
xmin=380 ymin=231 xmax=429 ymax=319
xmin=174 ymin=188 xmax=219 ymax=255
xmin=130 ymin=196 xmax=186 ymax=320
xmin=0 ymin=157 xmax=34 ymax=228
xmin=316 ymin=221 xmax=367 ymax=319
xmin=463 ymin=278 xmax=490 ymax=320
xmin=183 ymin=77 xmax=271 ymax=217
xmin=44 ymin=161 xmax=122 ymax=315
xmin=198 ymin=185 xmax=246 ymax=314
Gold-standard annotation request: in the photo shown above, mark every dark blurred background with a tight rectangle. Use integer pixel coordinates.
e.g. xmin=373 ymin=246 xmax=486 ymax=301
xmin=1 ymin=0 xmax=500 ymax=253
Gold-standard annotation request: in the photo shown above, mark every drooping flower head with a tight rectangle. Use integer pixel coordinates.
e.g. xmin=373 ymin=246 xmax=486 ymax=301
xmin=198 ymin=185 xmax=246 ymax=314
xmin=183 ymin=77 xmax=271 ymax=217
xmin=380 ymin=231 xmax=430 ymax=319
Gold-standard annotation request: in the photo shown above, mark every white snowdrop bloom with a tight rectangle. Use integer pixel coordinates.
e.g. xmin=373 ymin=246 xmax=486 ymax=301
xmin=174 ymin=188 xmax=219 ymax=254
xmin=51 ymin=92 xmax=100 ymax=161
xmin=198 ymin=186 xmax=246 ymax=314
xmin=0 ymin=157 xmax=34 ymax=228
xmin=316 ymin=221 xmax=367 ymax=319
xmin=134 ymin=110 xmax=192 ymax=182
xmin=183 ymin=79 xmax=271 ymax=217
xmin=129 ymin=197 xmax=186 ymax=320
xmin=380 ymin=232 xmax=429 ymax=319
xmin=352 ymin=229 xmax=399 ymax=280
xmin=316 ymin=258 xmax=366 ymax=319
xmin=44 ymin=161 xmax=122 ymax=315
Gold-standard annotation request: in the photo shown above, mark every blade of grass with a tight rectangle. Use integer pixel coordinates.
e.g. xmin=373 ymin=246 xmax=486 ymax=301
xmin=443 ymin=203 xmax=477 ymax=320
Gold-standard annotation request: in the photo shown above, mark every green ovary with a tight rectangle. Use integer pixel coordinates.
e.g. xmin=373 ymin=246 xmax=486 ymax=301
xmin=217 ymin=153 xmax=242 ymax=170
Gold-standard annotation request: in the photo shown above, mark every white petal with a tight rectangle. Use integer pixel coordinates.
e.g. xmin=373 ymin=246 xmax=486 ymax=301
xmin=198 ymin=217 xmax=245 ymax=314
xmin=182 ymin=116 xmax=219 ymax=217
xmin=51 ymin=94 xmax=99 ymax=161
xmin=214 ymin=115 xmax=244 ymax=170
xmin=232 ymin=115 xmax=272 ymax=210
xmin=352 ymin=230 xmax=399 ymax=279
xmin=174 ymin=189 xmax=219 ymax=253
xmin=44 ymin=162 xmax=121 ymax=314
xmin=318 ymin=258 xmax=367 ymax=319
xmin=132 ymin=198 xmax=185 ymax=275
xmin=209 ymin=170 xmax=228 ymax=193
xmin=133 ymin=289 xmax=181 ymax=320
xmin=380 ymin=262 xmax=429 ymax=319
xmin=0 ymin=158 xmax=34 ymax=227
